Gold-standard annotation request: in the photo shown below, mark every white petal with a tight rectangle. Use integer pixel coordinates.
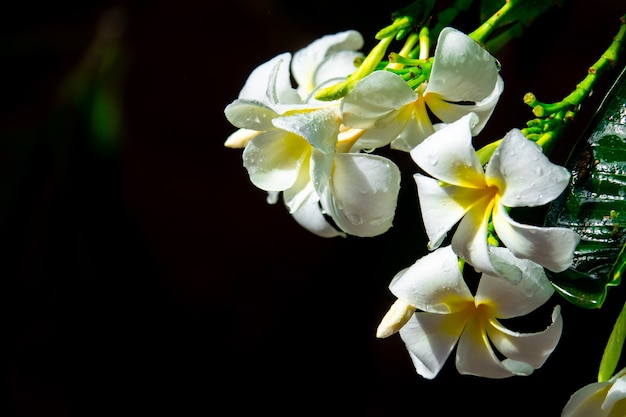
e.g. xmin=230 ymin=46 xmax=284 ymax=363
xmin=426 ymin=27 xmax=499 ymax=102
xmin=243 ymin=130 xmax=308 ymax=191
xmin=425 ymin=76 xmax=504 ymax=135
xmin=492 ymin=201 xmax=580 ymax=272
xmin=390 ymin=97 xmax=436 ymax=152
xmin=388 ymin=246 xmax=473 ymax=312
xmin=399 ymin=311 xmax=468 ymax=379
xmin=289 ymin=191 xmax=345 ymax=238
xmin=238 ymin=53 xmax=301 ymax=105
xmin=283 ymin=156 xmax=314 ymax=213
xmin=487 ymin=128 xmax=570 ymax=207
xmin=414 ymin=174 xmax=480 ymax=249
xmin=450 ymin=196 xmax=495 ymax=274
xmin=410 ymin=113 xmax=486 ymax=187
xmin=224 ymin=99 xmax=279 ymax=131
xmin=292 ymin=30 xmax=364 ymax=94
xmin=341 ymin=71 xmax=417 ymax=128
xmin=322 ymin=153 xmax=400 ymax=237
xmin=273 ymin=108 xmax=339 ymax=154
xmin=456 ymin=315 xmax=527 ymax=378
xmin=475 ymin=247 xmax=555 ymax=318
xmin=304 ymin=50 xmax=363 ymax=102
xmin=562 ymin=383 xmax=612 ymax=417
xmin=603 ymin=373 xmax=626 ymax=412
xmin=486 ymin=306 xmax=562 ymax=368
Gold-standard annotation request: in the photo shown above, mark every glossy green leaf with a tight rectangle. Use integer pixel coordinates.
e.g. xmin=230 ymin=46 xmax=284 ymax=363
xmin=544 ymin=65 xmax=626 ymax=308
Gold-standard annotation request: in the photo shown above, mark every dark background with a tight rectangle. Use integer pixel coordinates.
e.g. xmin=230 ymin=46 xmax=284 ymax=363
xmin=2 ymin=0 xmax=626 ymax=415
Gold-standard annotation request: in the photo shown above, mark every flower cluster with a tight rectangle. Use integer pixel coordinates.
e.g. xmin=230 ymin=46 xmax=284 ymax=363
xmin=223 ymin=1 xmax=626 ymax=415
xmin=224 ymin=24 xmax=501 ymax=238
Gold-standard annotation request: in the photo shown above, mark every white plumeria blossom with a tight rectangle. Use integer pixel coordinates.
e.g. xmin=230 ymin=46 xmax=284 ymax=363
xmin=381 ymin=245 xmax=562 ymax=379
xmin=411 ymin=112 xmax=580 ymax=276
xmin=340 ymin=27 xmax=504 ymax=152
xmin=562 ymin=367 xmax=626 ymax=417
xmin=224 ymin=31 xmax=401 ymax=237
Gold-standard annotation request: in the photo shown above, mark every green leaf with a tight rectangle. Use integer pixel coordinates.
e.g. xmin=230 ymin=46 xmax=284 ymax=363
xmin=543 ymin=66 xmax=626 ymax=308
xmin=598 ymin=301 xmax=626 ymax=382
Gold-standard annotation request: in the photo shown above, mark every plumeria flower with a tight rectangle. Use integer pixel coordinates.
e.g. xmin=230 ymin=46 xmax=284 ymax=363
xmin=376 ymin=245 xmax=562 ymax=379
xmin=561 ymin=367 xmax=626 ymax=417
xmin=411 ymin=112 xmax=580 ymax=276
xmin=340 ymin=27 xmax=504 ymax=153
xmin=224 ymin=31 xmax=401 ymax=237
xmin=224 ymin=30 xmax=365 ymax=149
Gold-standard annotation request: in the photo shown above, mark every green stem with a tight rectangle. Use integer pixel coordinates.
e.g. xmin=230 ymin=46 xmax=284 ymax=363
xmin=523 ymin=15 xmax=626 ymax=153
xmin=468 ymin=0 xmax=520 ymax=45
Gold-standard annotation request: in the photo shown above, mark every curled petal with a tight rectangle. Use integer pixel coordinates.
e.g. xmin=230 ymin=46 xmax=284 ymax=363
xmin=492 ymin=201 xmax=580 ymax=272
xmin=224 ymin=99 xmax=279 ymax=131
xmin=243 ymin=131 xmax=308 ymax=192
xmin=388 ymin=246 xmax=473 ymax=312
xmin=411 ymin=113 xmax=486 ymax=188
xmin=487 ymin=128 xmax=570 ymax=207
xmin=289 ymin=192 xmax=345 ymax=238
xmin=306 ymin=50 xmax=364 ymax=102
xmin=292 ymin=30 xmax=364 ymax=95
xmin=426 ymin=27 xmax=500 ymax=103
xmin=562 ymin=383 xmax=613 ymax=417
xmin=604 ymin=374 xmax=626 ymax=412
xmin=559 ymin=369 xmax=626 ymax=417
xmin=224 ymin=128 xmax=262 ymax=149
xmin=341 ymin=71 xmax=417 ymax=129
xmin=322 ymin=153 xmax=400 ymax=237
xmin=376 ymin=299 xmax=417 ymax=338
xmin=486 ymin=306 xmax=562 ymax=369
xmin=425 ymin=76 xmax=504 ymax=136
xmin=390 ymin=97 xmax=436 ymax=152
xmin=456 ymin=314 xmax=533 ymax=378
xmin=238 ymin=53 xmax=301 ymax=105
xmin=414 ymin=174 xmax=481 ymax=249
xmin=399 ymin=311 xmax=469 ymax=380
xmin=475 ymin=247 xmax=555 ymax=318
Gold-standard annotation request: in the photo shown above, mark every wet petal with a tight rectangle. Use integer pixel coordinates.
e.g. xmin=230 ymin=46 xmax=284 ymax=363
xmin=492 ymin=201 xmax=580 ymax=272
xmin=411 ymin=113 xmax=486 ymax=187
xmin=475 ymin=248 xmax=555 ymax=318
xmin=290 ymin=191 xmax=345 ymax=238
xmin=243 ymin=130 xmax=308 ymax=191
xmin=427 ymin=27 xmax=500 ymax=102
xmin=388 ymin=246 xmax=473 ymax=312
xmin=273 ymin=108 xmax=339 ymax=154
xmin=322 ymin=153 xmax=400 ymax=237
xmin=414 ymin=174 xmax=481 ymax=249
xmin=341 ymin=71 xmax=417 ymax=129
xmin=425 ymin=76 xmax=503 ymax=135
xmin=486 ymin=306 xmax=562 ymax=368
xmin=487 ymin=128 xmax=570 ymax=207
xmin=224 ymin=99 xmax=279 ymax=131
xmin=399 ymin=311 xmax=468 ymax=379
xmin=390 ymin=97 xmax=436 ymax=152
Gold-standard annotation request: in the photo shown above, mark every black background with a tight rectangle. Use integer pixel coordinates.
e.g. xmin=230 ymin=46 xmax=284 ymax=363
xmin=2 ymin=0 xmax=626 ymax=415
